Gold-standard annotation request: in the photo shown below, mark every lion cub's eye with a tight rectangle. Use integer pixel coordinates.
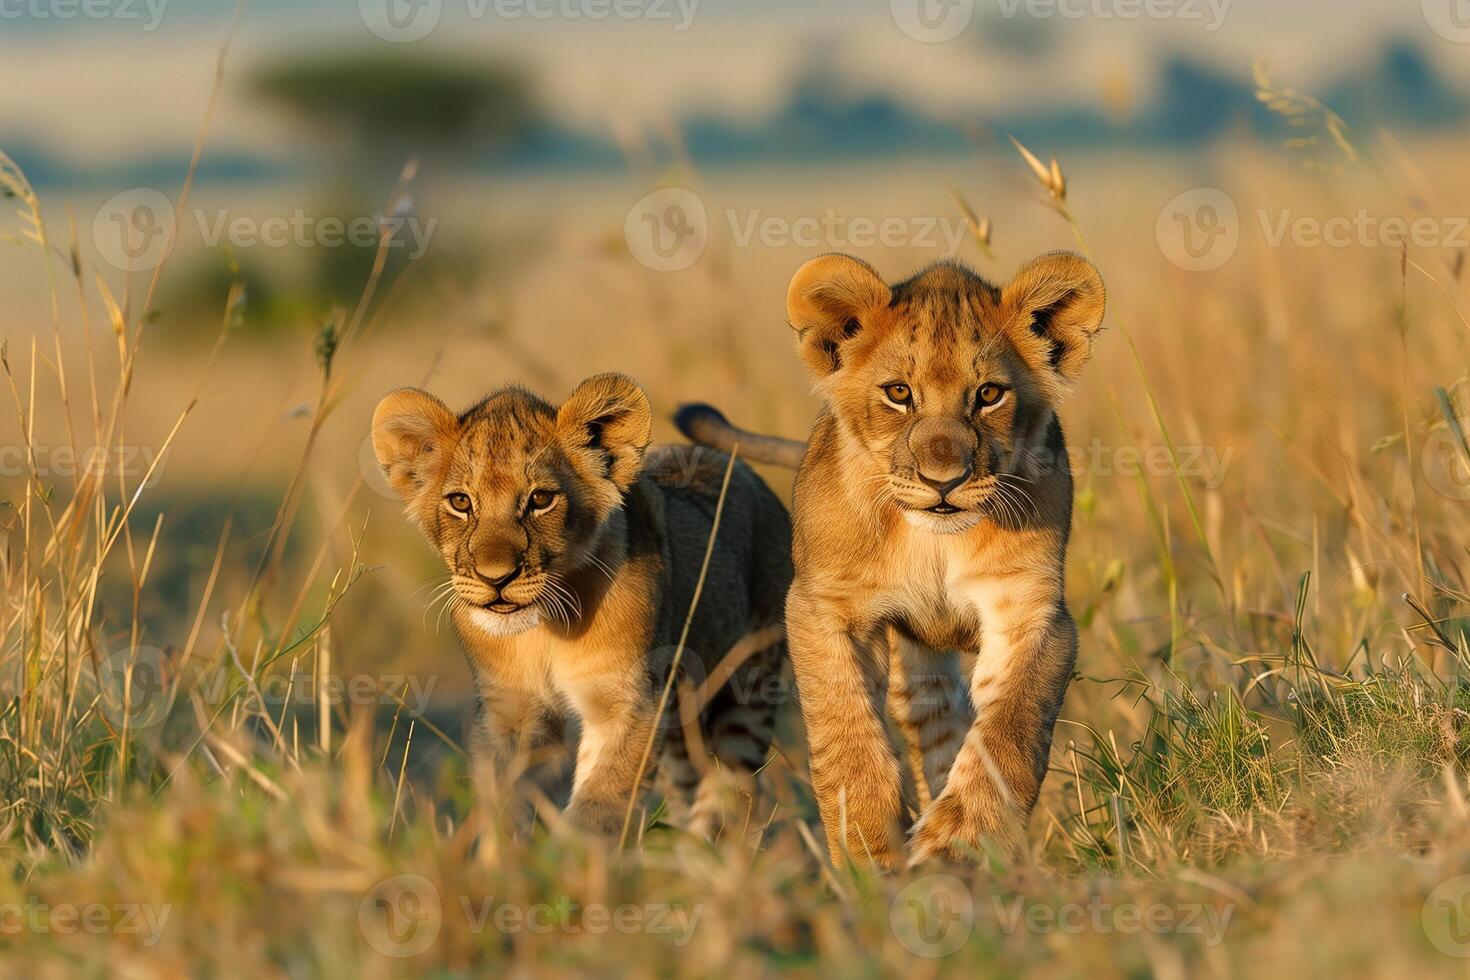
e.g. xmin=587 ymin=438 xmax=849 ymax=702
xmin=446 ymin=492 xmax=473 ymax=515
xmin=881 ymin=383 xmax=913 ymax=408
xmin=977 ymin=383 xmax=1008 ymax=409
xmin=527 ymin=489 xmax=558 ymax=513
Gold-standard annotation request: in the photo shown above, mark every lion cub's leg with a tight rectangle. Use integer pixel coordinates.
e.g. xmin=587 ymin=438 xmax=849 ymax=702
xmin=886 ymin=629 xmax=974 ymax=809
xmin=560 ymin=665 xmax=665 ymax=837
xmin=469 ymin=681 xmax=565 ymax=834
xmin=908 ymin=574 xmax=1077 ymax=864
xmin=788 ymin=586 xmax=909 ymax=867
xmin=687 ymin=638 xmax=784 ymax=841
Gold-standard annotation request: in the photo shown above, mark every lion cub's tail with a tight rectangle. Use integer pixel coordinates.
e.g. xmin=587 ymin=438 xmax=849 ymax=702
xmin=674 ymin=403 xmax=806 ymax=470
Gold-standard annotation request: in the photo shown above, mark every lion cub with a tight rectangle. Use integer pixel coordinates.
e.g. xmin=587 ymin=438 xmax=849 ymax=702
xmin=372 ymin=374 xmax=792 ymax=838
xmin=678 ymin=253 xmax=1106 ymax=866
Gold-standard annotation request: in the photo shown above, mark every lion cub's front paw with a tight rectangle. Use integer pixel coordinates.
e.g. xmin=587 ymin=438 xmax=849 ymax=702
xmin=908 ymin=794 xmax=1021 ymax=866
xmin=567 ymin=797 xmax=626 ymax=838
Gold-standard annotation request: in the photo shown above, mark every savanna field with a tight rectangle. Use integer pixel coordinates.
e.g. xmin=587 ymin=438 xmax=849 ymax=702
xmin=4 ymin=36 xmax=1470 ymax=978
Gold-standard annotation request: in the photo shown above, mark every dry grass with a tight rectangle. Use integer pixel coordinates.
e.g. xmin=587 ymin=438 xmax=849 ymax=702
xmin=3 ymin=72 xmax=1470 ymax=977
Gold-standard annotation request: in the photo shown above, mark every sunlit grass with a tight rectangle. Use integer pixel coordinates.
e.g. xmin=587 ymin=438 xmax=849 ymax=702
xmin=4 ymin=77 xmax=1470 ymax=977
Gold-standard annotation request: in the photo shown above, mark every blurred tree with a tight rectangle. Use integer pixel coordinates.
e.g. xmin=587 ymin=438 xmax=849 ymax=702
xmin=252 ymin=51 xmax=540 ymax=176
xmin=241 ymin=51 xmax=540 ymax=311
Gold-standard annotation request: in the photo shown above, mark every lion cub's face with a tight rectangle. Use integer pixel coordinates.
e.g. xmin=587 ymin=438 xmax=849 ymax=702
xmin=372 ymin=374 xmax=652 ymax=636
xmin=787 ymin=253 xmax=1105 ymax=535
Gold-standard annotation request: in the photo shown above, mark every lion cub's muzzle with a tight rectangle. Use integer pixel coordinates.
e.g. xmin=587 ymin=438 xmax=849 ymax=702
xmin=454 ymin=554 xmax=535 ymax=613
xmin=904 ymin=417 xmax=979 ymax=513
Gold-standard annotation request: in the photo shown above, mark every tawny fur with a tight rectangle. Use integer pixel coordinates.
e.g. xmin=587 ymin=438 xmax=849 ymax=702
xmin=372 ymin=374 xmax=792 ymax=841
xmin=677 ymin=253 xmax=1105 ymax=866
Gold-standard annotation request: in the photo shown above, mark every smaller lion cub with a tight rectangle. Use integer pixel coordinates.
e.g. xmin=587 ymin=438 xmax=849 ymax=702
xmin=372 ymin=374 xmax=792 ymax=838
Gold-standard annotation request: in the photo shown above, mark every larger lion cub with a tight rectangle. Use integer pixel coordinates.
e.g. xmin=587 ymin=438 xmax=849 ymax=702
xmin=373 ymin=374 xmax=792 ymax=838
xmin=677 ymin=253 xmax=1105 ymax=866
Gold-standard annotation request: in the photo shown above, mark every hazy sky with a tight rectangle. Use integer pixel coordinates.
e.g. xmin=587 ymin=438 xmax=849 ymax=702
xmin=1 ymin=0 xmax=1462 ymax=164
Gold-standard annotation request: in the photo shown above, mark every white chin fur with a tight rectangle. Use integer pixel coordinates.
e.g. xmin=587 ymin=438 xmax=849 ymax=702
xmin=902 ymin=509 xmax=983 ymax=535
xmin=465 ymin=605 xmax=543 ymax=637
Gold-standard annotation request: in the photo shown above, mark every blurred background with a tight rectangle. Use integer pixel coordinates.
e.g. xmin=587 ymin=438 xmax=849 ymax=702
xmin=3 ymin=0 xmax=1468 ymax=715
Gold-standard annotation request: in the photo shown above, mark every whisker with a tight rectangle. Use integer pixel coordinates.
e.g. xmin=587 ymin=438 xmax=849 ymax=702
xmin=422 ymin=582 xmax=457 ymax=609
xmin=582 ymin=551 xmax=618 ymax=585
xmin=541 ymin=578 xmax=575 ymax=628
xmin=545 ymin=574 xmax=582 ymax=620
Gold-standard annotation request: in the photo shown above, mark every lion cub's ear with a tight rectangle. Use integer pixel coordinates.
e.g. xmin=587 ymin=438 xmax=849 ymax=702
xmin=371 ymin=388 xmax=460 ymax=503
xmin=786 ymin=253 xmax=892 ymax=378
xmin=557 ymin=373 xmax=652 ymax=494
xmin=1000 ymin=252 xmax=1106 ymax=385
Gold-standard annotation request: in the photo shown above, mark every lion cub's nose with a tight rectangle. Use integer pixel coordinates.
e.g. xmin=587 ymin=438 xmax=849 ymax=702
xmin=918 ymin=469 xmax=971 ymax=498
xmin=477 ymin=560 xmax=522 ymax=590
xmin=909 ymin=417 xmax=976 ymax=493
